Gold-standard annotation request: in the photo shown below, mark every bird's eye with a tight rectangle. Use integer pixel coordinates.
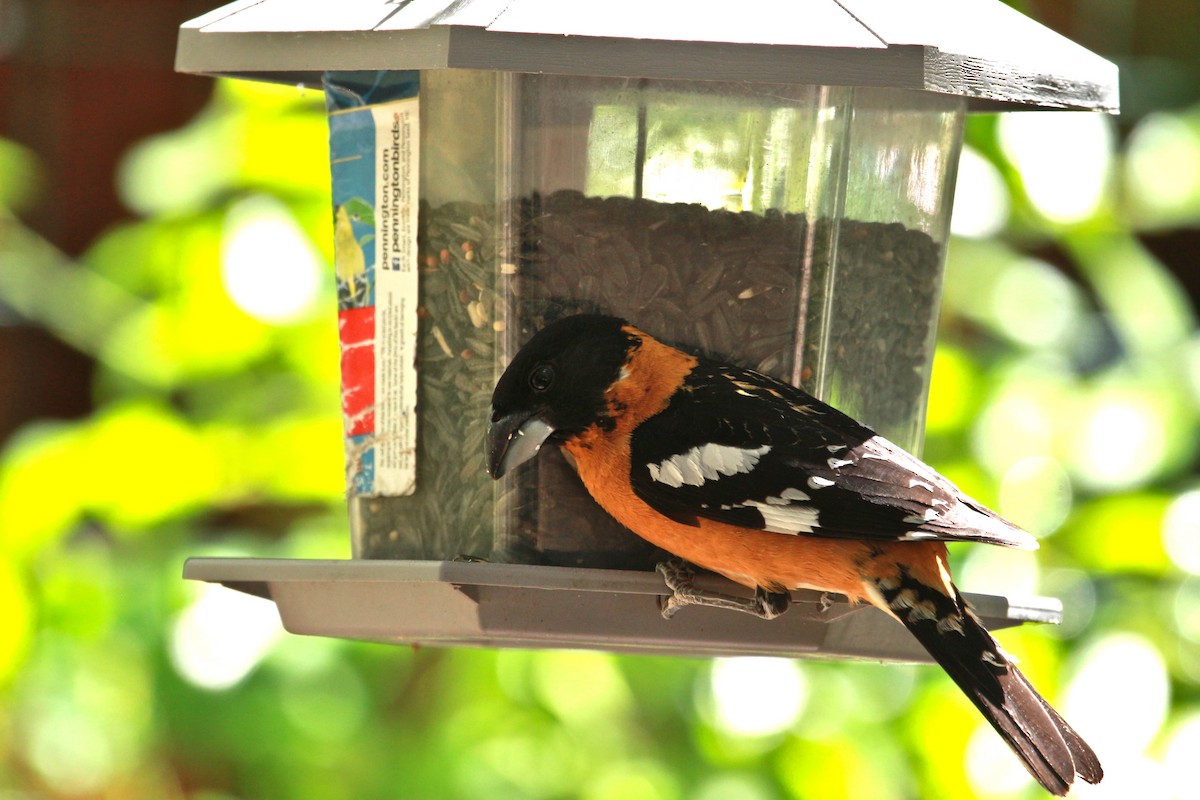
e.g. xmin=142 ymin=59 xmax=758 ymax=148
xmin=529 ymin=363 xmax=555 ymax=393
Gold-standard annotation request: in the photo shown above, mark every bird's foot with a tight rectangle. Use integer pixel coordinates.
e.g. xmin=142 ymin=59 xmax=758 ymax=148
xmin=655 ymin=559 xmax=790 ymax=621
xmin=819 ymin=591 xmax=834 ymax=614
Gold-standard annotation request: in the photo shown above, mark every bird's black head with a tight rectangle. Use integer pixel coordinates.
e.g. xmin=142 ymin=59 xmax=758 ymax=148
xmin=487 ymin=314 xmax=639 ymax=479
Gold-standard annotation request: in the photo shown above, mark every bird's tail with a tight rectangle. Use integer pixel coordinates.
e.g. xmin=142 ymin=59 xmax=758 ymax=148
xmin=880 ymin=573 xmax=1103 ymax=796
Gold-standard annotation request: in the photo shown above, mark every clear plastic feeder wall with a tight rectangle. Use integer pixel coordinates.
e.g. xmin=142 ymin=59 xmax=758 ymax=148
xmin=329 ymin=70 xmax=964 ymax=567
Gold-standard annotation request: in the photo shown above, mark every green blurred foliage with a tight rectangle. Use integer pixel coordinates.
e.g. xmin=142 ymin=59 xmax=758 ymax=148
xmin=2 ymin=67 xmax=1200 ymax=800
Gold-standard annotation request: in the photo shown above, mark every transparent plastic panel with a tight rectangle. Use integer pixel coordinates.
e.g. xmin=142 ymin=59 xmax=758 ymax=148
xmin=346 ymin=71 xmax=965 ymax=565
xmin=347 ymin=69 xmax=502 ymax=560
xmin=819 ymin=88 xmax=965 ymax=452
xmin=491 ymin=77 xmax=957 ymax=570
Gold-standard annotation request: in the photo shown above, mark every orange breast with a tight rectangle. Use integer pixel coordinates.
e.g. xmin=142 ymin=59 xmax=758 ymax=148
xmin=564 ymin=430 xmax=874 ymax=601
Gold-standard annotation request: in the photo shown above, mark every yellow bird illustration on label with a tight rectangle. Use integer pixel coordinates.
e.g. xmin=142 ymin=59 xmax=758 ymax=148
xmin=334 ymin=204 xmax=366 ymax=302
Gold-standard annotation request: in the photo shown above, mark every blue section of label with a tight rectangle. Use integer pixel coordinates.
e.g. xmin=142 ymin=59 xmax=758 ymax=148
xmin=328 ymin=116 xmax=377 ymax=309
xmin=325 ymin=70 xmax=423 ymax=497
xmin=348 ymin=433 xmax=375 ymax=495
xmin=325 ymin=71 xmax=421 ymax=312
xmin=324 ymin=71 xmax=420 ymax=111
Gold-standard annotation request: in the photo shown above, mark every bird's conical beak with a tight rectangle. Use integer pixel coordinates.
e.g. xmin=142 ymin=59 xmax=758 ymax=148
xmin=486 ymin=410 xmax=556 ymax=479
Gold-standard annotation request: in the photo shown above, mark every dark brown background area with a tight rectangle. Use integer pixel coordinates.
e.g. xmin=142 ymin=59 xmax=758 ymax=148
xmin=0 ymin=0 xmax=213 ymax=443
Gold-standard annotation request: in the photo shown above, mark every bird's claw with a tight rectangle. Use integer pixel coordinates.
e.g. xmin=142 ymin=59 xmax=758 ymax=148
xmin=655 ymin=559 xmax=789 ymax=621
xmin=819 ymin=591 xmax=834 ymax=614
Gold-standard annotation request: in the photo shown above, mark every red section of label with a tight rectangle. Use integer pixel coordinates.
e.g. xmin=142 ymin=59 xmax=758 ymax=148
xmin=338 ymin=306 xmax=375 ymax=437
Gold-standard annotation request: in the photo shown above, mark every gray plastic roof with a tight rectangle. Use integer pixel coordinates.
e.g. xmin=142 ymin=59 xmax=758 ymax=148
xmin=177 ymin=0 xmax=1118 ymax=112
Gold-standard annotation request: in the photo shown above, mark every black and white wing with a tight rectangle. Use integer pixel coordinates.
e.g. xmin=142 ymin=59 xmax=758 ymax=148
xmin=629 ymin=362 xmax=1037 ymax=549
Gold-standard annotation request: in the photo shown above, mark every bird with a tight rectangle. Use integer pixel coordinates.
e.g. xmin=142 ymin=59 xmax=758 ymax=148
xmin=486 ymin=313 xmax=1102 ymax=796
xmin=334 ymin=204 xmax=366 ymax=303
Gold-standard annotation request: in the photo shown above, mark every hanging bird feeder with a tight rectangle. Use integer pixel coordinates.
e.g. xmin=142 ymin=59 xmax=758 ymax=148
xmin=177 ymin=0 xmax=1116 ymax=659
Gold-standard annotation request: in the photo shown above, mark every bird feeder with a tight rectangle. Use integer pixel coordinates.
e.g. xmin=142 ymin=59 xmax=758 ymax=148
xmin=177 ymin=0 xmax=1116 ymax=658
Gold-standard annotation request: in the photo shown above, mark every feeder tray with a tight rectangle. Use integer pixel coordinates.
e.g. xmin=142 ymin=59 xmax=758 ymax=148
xmin=184 ymin=558 xmax=1063 ymax=661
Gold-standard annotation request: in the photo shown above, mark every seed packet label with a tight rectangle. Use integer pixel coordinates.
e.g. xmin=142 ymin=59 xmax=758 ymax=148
xmin=325 ymin=71 xmax=420 ymax=497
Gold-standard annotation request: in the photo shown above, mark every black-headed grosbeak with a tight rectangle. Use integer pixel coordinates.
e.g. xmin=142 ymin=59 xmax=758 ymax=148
xmin=486 ymin=314 xmax=1101 ymax=796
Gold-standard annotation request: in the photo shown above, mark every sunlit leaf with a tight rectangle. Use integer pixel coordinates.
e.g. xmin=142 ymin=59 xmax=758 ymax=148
xmin=0 ymin=423 xmax=87 ymax=557
xmin=1067 ymin=230 xmax=1196 ymax=356
xmin=276 ymin=657 xmax=369 ymax=741
xmin=1124 ymin=111 xmax=1200 ymax=229
xmin=36 ymin=542 xmax=117 ymax=641
xmin=0 ymin=215 xmax=143 ymax=359
xmin=15 ymin=633 xmax=154 ymax=796
xmin=942 ymin=236 xmax=1024 ymax=330
xmin=970 ymin=356 xmax=1078 ymax=479
xmin=997 ymin=112 xmax=1115 ymax=227
xmin=0 ymin=136 xmax=42 ymax=213
xmin=1066 ymin=368 xmax=1196 ymax=492
xmin=899 ymin=681 xmax=978 ymax=799
xmin=1060 ymin=493 xmax=1172 ymax=576
xmin=583 ymin=761 xmax=680 ymax=800
xmin=997 ymin=455 xmax=1073 ymax=537
xmin=84 ymin=218 xmax=178 ymax=297
xmin=950 ymin=145 xmax=1010 ymax=238
xmin=76 ymin=402 xmax=225 ymax=530
xmin=222 ymin=195 xmax=324 ymax=324
xmin=237 ymin=110 xmax=331 ymax=197
xmin=776 ymin=733 xmax=911 ymax=800
xmin=929 ymin=459 xmax=999 ymax=510
xmin=0 ymin=558 xmax=32 ymax=686
xmin=1063 ymin=633 xmax=1171 ymax=761
xmin=242 ymin=414 xmax=344 ymax=502
xmin=217 ymin=76 xmax=324 ymax=115
xmin=96 ymin=304 xmax=183 ymax=388
xmin=926 ymin=344 xmax=983 ymax=436
xmin=118 ymin=108 xmax=237 ymax=217
xmin=707 ymin=657 xmax=806 ymax=739
xmin=532 ymin=651 xmax=633 ymax=727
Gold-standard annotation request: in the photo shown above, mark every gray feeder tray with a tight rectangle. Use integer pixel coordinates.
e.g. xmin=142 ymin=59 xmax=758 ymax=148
xmin=177 ymin=0 xmax=1118 ymax=112
xmin=184 ymin=559 xmax=1062 ymax=662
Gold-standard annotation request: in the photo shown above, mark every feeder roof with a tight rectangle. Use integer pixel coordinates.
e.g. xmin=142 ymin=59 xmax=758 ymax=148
xmin=178 ymin=0 xmax=1118 ymax=112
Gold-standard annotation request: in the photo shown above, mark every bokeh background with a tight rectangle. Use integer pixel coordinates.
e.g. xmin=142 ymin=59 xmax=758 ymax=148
xmin=3 ymin=1 xmax=1200 ymax=798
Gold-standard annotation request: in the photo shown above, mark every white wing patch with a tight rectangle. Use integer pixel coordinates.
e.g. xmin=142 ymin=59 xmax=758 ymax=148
xmin=763 ymin=487 xmax=810 ymax=505
xmin=904 ymin=508 xmax=941 ymax=524
xmin=647 ymin=443 xmax=771 ymax=488
xmin=745 ymin=499 xmax=820 ymax=534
